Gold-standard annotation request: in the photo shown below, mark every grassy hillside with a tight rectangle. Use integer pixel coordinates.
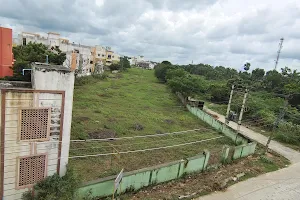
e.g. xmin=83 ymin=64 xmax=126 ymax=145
xmin=69 ymin=69 xmax=234 ymax=181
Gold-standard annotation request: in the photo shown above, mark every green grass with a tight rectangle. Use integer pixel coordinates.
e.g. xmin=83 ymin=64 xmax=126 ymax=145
xmin=69 ymin=69 xmax=235 ymax=181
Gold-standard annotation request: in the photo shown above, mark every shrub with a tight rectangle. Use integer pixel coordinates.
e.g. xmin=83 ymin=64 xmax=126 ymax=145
xmin=22 ymin=167 xmax=80 ymax=200
xmin=154 ymin=63 xmax=174 ymax=83
xmin=74 ymin=73 xmax=107 ymax=86
xmin=275 ymin=122 xmax=300 ymax=145
xmin=109 ymin=63 xmax=121 ymax=71
xmin=208 ymin=84 xmax=230 ymax=103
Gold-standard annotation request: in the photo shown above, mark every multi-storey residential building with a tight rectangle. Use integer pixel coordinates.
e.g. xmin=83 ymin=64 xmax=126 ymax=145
xmin=15 ymin=31 xmax=120 ymax=75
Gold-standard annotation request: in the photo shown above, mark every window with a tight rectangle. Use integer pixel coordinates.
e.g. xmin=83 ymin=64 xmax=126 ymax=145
xmin=17 ymin=155 xmax=47 ymax=188
xmin=102 ymin=54 xmax=105 ymax=57
xmin=108 ymin=55 xmax=111 ymax=59
xmin=19 ymin=108 xmax=50 ymax=141
xmin=90 ymin=61 xmax=93 ymax=64
xmin=98 ymin=54 xmax=100 ymax=56
xmin=23 ymin=38 xmax=27 ymax=46
xmin=112 ymin=56 xmax=114 ymax=58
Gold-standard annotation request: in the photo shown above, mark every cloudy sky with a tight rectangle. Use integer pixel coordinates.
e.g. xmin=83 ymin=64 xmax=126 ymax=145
xmin=0 ymin=0 xmax=300 ymax=71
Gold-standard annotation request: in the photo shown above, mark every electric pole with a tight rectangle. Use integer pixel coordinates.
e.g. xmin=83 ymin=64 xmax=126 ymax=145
xmin=265 ymin=96 xmax=288 ymax=151
xmin=237 ymin=89 xmax=249 ymax=133
xmin=274 ymin=38 xmax=284 ymax=70
xmin=225 ymin=85 xmax=235 ymax=124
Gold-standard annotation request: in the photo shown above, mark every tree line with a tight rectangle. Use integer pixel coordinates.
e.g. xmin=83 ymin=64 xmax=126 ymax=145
xmin=154 ymin=61 xmax=300 ymax=146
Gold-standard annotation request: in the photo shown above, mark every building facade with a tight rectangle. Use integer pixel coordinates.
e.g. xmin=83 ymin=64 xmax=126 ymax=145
xmin=0 ymin=27 xmax=14 ymax=77
xmin=15 ymin=31 xmax=120 ymax=75
xmin=0 ymin=63 xmax=75 ymax=200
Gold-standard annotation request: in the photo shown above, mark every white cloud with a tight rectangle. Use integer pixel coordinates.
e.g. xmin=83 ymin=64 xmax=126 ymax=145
xmin=0 ymin=0 xmax=299 ymax=71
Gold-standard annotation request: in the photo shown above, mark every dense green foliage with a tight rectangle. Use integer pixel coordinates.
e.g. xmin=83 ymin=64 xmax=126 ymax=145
xmin=154 ymin=61 xmax=300 ymax=146
xmin=10 ymin=42 xmax=66 ymax=81
xmin=108 ymin=57 xmax=130 ymax=71
xmin=74 ymin=73 xmax=108 ymax=86
xmin=22 ymin=167 xmax=80 ymax=200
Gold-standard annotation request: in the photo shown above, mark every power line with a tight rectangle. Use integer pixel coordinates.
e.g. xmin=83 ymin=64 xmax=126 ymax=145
xmin=68 ymin=136 xmax=225 ymax=159
xmin=70 ymin=128 xmax=212 ymax=142
xmin=1 ymin=136 xmax=225 ymax=164
xmin=1 ymin=128 xmax=217 ymax=149
xmin=69 ymin=133 xmax=219 ymax=151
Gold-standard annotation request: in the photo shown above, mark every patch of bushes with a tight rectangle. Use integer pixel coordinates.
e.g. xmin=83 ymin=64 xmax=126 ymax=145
xmin=275 ymin=122 xmax=300 ymax=145
xmin=22 ymin=167 xmax=80 ymax=200
xmin=74 ymin=73 xmax=108 ymax=86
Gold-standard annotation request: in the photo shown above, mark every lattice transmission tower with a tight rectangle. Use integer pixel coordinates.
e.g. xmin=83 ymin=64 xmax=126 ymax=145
xmin=274 ymin=38 xmax=284 ymax=70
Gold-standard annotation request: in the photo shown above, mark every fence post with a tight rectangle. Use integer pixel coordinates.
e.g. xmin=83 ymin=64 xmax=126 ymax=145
xmin=221 ymin=145 xmax=230 ymax=164
xmin=202 ymin=150 xmax=210 ymax=171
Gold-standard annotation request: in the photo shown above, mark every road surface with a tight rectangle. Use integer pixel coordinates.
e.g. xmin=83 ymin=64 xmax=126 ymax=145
xmin=198 ymin=108 xmax=300 ymax=200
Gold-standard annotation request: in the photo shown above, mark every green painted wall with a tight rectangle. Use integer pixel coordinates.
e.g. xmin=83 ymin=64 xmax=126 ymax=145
xmin=232 ymin=142 xmax=257 ymax=160
xmin=186 ymin=105 xmax=248 ymax=144
xmin=78 ymin=153 xmax=208 ymax=198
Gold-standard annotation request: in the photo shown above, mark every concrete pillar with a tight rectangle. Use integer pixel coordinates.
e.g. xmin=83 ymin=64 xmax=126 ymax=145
xmin=31 ymin=63 xmax=75 ymax=175
xmin=202 ymin=150 xmax=210 ymax=171
xmin=221 ymin=145 xmax=230 ymax=164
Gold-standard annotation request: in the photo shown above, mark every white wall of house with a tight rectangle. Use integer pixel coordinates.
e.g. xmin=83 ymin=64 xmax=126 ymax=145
xmin=0 ymin=91 xmax=65 ymax=200
xmin=31 ymin=63 xmax=75 ymax=176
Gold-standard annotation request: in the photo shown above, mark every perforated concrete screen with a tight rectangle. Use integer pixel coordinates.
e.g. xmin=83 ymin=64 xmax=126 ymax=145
xmin=18 ymin=155 xmax=46 ymax=187
xmin=19 ymin=108 xmax=50 ymax=141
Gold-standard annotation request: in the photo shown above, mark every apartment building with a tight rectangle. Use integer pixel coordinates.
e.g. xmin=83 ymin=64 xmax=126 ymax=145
xmin=16 ymin=31 xmax=120 ymax=75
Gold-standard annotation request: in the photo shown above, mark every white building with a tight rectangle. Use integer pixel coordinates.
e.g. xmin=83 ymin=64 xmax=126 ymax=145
xmin=0 ymin=62 xmax=75 ymax=200
xmin=128 ymin=55 xmax=145 ymax=66
xmin=15 ymin=32 xmax=121 ymax=75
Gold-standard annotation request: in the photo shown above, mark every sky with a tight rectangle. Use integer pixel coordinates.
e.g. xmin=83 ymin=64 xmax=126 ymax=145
xmin=0 ymin=0 xmax=300 ymax=71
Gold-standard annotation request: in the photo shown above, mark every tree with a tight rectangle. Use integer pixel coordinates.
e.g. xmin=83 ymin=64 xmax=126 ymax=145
xmin=165 ymin=68 xmax=187 ymax=80
xmin=11 ymin=42 xmax=66 ymax=81
xmin=251 ymin=68 xmax=265 ymax=81
xmin=161 ymin=60 xmax=172 ymax=65
xmin=154 ymin=63 xmax=175 ymax=83
xmin=120 ymin=56 xmax=131 ymax=69
xmin=167 ymin=75 xmax=200 ymax=97
xmin=264 ymin=70 xmax=283 ymax=92
xmin=108 ymin=63 xmax=121 ymax=71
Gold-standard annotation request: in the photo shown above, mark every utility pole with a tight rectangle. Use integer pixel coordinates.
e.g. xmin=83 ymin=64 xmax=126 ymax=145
xmin=274 ymin=38 xmax=284 ymax=70
xmin=265 ymin=96 xmax=288 ymax=151
xmin=225 ymin=85 xmax=235 ymax=124
xmin=237 ymin=89 xmax=249 ymax=133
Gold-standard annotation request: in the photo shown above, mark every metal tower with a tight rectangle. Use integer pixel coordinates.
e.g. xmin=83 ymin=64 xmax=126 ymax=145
xmin=274 ymin=38 xmax=284 ymax=70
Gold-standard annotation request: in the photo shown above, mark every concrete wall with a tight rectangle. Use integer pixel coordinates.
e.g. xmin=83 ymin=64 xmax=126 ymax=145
xmin=31 ymin=63 xmax=75 ymax=175
xmin=78 ymin=152 xmax=210 ymax=198
xmin=233 ymin=142 xmax=257 ymax=160
xmin=186 ymin=105 xmax=248 ymax=144
xmin=0 ymin=91 xmax=64 ymax=200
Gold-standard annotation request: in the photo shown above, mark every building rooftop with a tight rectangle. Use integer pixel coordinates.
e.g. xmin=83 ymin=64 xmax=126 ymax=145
xmin=32 ymin=62 xmax=72 ymax=72
xmin=0 ymin=80 xmax=31 ymax=89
